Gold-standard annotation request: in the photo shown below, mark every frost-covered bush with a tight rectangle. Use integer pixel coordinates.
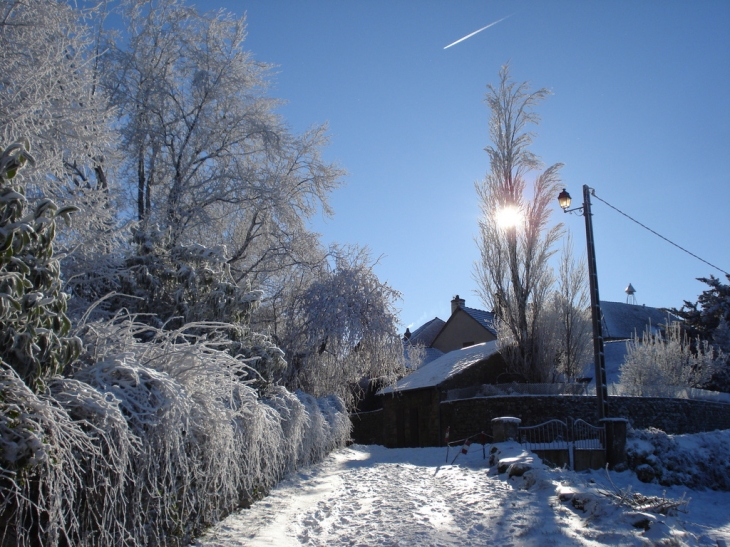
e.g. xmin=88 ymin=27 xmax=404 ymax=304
xmin=0 ymin=141 xmax=81 ymax=390
xmin=619 ymin=322 xmax=722 ymax=396
xmin=114 ymin=226 xmax=261 ymax=327
xmin=2 ymin=316 xmax=350 ymax=546
xmin=70 ymin=317 xmax=350 ymax=545
xmin=627 ymin=428 xmax=730 ymax=491
xmin=0 ymin=367 xmax=136 ymax=547
xmin=90 ymin=225 xmax=287 ymax=387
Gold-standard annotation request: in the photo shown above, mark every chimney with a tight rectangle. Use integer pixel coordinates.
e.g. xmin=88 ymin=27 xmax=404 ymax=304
xmin=403 ymin=328 xmax=411 ymax=341
xmin=451 ymin=294 xmax=465 ymax=314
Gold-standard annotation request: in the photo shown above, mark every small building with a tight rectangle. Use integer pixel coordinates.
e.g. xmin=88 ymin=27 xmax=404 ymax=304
xmin=377 ymin=341 xmax=505 ymax=447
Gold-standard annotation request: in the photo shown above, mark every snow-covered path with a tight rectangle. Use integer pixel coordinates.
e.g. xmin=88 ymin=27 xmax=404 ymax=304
xmin=194 ymin=443 xmax=730 ymax=547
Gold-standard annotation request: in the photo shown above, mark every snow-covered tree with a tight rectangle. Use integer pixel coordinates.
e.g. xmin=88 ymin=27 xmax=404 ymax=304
xmin=0 ymin=0 xmax=119 ymax=257
xmin=619 ymin=321 xmax=722 ymax=396
xmin=270 ymin=246 xmax=405 ymax=408
xmin=538 ymin=236 xmax=592 ymax=380
xmin=671 ymin=274 xmax=730 ymax=391
xmin=474 ymin=64 xmax=564 ymax=383
xmin=103 ymin=0 xmax=343 ymax=287
xmin=0 ymin=0 xmax=113 ymax=190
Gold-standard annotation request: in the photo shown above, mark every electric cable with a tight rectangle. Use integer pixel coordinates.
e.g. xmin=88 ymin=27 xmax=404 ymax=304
xmin=591 ymin=191 xmax=729 ymax=277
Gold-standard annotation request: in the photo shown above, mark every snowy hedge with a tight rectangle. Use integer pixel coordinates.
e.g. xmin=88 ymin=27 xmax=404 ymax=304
xmin=1 ymin=318 xmax=351 ymax=547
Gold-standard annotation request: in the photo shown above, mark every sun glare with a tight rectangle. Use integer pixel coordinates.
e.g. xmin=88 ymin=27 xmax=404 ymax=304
xmin=495 ymin=206 xmax=523 ymax=229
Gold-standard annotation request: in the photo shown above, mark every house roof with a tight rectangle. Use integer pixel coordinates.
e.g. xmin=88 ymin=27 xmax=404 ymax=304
xmin=461 ymin=306 xmax=498 ymax=336
xmin=600 ymin=301 xmax=676 ymax=340
xmin=580 ymin=339 xmax=629 ymax=385
xmin=407 ymin=317 xmax=445 ymax=347
xmin=380 ymin=340 xmax=499 ymax=394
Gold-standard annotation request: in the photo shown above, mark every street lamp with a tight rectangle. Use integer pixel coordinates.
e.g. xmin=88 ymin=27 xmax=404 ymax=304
xmin=558 ymin=185 xmax=609 ymax=420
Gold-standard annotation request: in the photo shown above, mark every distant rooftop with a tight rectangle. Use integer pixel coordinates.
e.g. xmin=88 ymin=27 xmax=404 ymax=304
xmin=600 ymin=300 xmax=677 ymax=340
xmin=406 ymin=317 xmax=445 ymax=347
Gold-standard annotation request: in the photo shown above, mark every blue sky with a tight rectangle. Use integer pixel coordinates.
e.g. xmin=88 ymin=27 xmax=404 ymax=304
xmin=214 ymin=0 xmax=730 ymax=331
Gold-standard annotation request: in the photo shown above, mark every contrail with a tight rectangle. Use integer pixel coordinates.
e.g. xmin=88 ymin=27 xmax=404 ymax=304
xmin=443 ymin=15 xmax=511 ymax=49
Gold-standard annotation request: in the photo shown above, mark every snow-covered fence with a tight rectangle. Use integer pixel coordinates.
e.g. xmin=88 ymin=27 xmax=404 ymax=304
xmin=608 ymin=384 xmax=730 ymax=404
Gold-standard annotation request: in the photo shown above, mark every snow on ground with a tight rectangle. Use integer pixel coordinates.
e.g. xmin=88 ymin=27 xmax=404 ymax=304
xmin=193 ymin=441 xmax=730 ymax=547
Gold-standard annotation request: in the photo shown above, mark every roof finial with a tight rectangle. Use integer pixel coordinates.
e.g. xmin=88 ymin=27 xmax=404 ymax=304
xmin=625 ymin=283 xmax=637 ymax=305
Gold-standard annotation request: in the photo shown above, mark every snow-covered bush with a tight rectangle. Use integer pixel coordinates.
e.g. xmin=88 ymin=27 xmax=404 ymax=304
xmin=619 ymin=322 xmax=723 ymax=396
xmin=0 ymin=141 xmax=82 ymax=390
xmin=0 ymin=366 xmax=136 ymax=547
xmin=627 ymin=427 xmax=730 ymax=491
xmin=2 ymin=316 xmax=351 ymax=546
xmin=89 ymin=225 xmax=287 ymax=388
xmin=73 ymin=317 xmax=349 ymax=542
xmin=114 ymin=227 xmax=260 ymax=327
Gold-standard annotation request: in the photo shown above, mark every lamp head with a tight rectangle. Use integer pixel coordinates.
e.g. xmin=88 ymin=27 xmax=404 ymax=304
xmin=557 ymin=189 xmax=572 ymax=211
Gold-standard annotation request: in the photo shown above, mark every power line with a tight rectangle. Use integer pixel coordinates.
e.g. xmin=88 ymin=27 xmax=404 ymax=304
xmin=591 ymin=191 xmax=730 ymax=277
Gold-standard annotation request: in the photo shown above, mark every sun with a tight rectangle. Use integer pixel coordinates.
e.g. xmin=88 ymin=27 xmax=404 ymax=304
xmin=495 ymin=206 xmax=523 ymax=229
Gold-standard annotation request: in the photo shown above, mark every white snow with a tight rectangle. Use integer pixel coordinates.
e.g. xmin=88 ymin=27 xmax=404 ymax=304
xmin=193 ymin=437 xmax=730 ymax=547
xmin=380 ymin=340 xmax=499 ymax=394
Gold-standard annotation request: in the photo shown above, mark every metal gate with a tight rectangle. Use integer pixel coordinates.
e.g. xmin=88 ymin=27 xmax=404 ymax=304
xmin=518 ymin=418 xmax=606 ymax=471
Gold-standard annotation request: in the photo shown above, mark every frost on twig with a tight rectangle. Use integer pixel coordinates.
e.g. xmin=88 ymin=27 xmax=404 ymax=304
xmin=599 ymin=465 xmax=690 ymax=516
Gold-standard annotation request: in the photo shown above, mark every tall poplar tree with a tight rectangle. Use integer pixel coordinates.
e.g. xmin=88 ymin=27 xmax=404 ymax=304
xmin=474 ymin=65 xmax=564 ymax=382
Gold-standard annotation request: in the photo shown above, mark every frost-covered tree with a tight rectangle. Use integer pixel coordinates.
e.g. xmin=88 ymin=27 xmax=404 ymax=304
xmin=270 ymin=246 xmax=404 ymax=408
xmin=0 ymin=0 xmax=113 ymax=192
xmin=619 ymin=321 xmax=722 ymax=396
xmin=0 ymin=0 xmax=118 ymax=239
xmin=538 ymin=236 xmax=592 ymax=380
xmin=103 ymin=0 xmax=343 ymax=286
xmin=671 ymin=274 xmax=730 ymax=391
xmin=0 ymin=140 xmax=81 ymax=390
xmin=474 ymin=64 xmax=564 ymax=383
xmin=0 ymin=0 xmax=126 ymax=315
xmin=673 ymin=275 xmax=730 ymax=341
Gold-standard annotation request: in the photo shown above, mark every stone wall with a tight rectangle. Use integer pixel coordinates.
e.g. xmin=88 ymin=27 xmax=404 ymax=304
xmin=353 ymin=394 xmax=730 ymax=448
xmin=440 ymin=396 xmax=730 ymax=444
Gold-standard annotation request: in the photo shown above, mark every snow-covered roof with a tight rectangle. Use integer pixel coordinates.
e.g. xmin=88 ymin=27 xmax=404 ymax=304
xmin=580 ymin=339 xmax=629 ymax=385
xmin=600 ymin=301 xmax=676 ymax=340
xmin=380 ymin=340 xmax=499 ymax=394
xmin=407 ymin=317 xmax=445 ymax=347
xmin=461 ymin=306 xmax=497 ymax=336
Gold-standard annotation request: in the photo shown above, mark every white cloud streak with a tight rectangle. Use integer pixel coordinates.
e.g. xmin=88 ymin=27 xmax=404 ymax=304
xmin=443 ymin=15 xmax=512 ymax=49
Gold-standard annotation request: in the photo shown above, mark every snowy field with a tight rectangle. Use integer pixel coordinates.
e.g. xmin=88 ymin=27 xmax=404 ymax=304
xmin=193 ymin=442 xmax=730 ymax=547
